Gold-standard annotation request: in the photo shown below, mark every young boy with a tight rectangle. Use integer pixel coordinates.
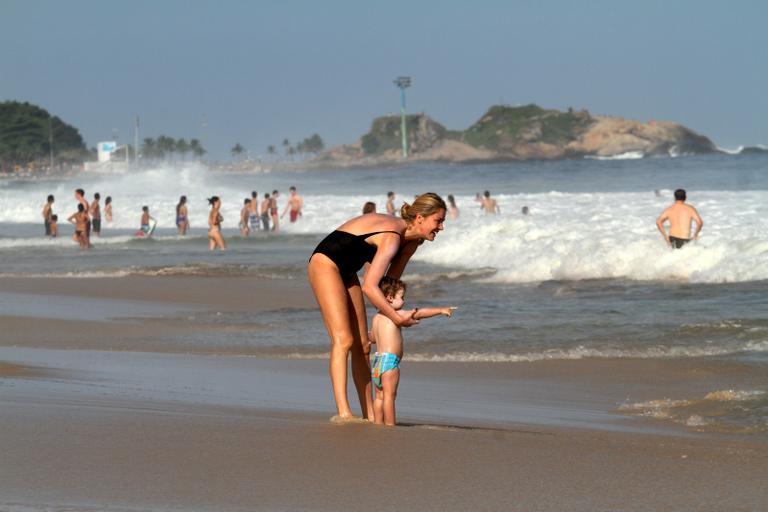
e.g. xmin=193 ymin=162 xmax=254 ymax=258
xmin=370 ymin=277 xmax=456 ymax=426
xmin=139 ymin=206 xmax=155 ymax=236
xmin=49 ymin=214 xmax=59 ymax=238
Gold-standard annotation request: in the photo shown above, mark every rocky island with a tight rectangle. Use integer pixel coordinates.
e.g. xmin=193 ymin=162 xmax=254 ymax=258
xmin=314 ymin=104 xmax=717 ymax=168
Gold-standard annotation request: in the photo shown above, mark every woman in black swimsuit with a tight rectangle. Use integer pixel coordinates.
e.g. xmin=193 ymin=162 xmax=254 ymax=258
xmin=308 ymin=192 xmax=446 ymax=420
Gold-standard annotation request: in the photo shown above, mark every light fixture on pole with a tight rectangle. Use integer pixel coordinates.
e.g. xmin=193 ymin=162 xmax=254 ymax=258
xmin=393 ymin=76 xmax=411 ymax=158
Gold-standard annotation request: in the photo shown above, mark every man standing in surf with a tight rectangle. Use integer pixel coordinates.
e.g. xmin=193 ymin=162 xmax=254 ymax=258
xmin=481 ymin=190 xmax=500 ymax=215
xmin=655 ymin=189 xmax=704 ymax=249
xmin=270 ymin=189 xmax=280 ymax=232
xmin=281 ymin=186 xmax=303 ymax=224
xmin=90 ymin=193 xmax=102 ymax=237
xmin=249 ymin=191 xmax=260 ymax=233
xmin=42 ymin=194 xmax=55 ymax=236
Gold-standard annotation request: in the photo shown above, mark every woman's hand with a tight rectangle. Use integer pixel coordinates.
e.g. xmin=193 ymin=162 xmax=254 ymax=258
xmin=396 ymin=310 xmax=420 ymax=328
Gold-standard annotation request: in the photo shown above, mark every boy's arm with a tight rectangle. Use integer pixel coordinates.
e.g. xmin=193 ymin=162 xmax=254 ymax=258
xmin=411 ymin=307 xmax=457 ymax=320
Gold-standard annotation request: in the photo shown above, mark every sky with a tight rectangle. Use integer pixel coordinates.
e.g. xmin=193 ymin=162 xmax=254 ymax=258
xmin=2 ymin=0 xmax=767 ymax=159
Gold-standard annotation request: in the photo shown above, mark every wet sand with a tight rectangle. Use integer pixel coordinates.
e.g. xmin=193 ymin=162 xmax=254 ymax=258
xmin=0 ymin=275 xmax=316 ymax=311
xmin=1 ymin=275 xmax=767 ymax=510
xmin=2 ymin=392 xmax=766 ymax=512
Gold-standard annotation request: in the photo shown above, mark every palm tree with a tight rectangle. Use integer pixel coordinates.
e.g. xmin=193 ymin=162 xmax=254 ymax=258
xmin=189 ymin=139 xmax=206 ymax=160
xmin=267 ymin=145 xmax=276 ymax=160
xmin=157 ymin=135 xmax=176 ymax=161
xmin=308 ymin=133 xmax=324 ymax=154
xmin=287 ymin=146 xmax=296 ymax=161
xmin=282 ymin=138 xmax=290 ymax=157
xmin=231 ymin=143 xmax=245 ymax=161
xmin=141 ymin=137 xmax=157 ymax=161
xmin=176 ymin=138 xmax=190 ymax=162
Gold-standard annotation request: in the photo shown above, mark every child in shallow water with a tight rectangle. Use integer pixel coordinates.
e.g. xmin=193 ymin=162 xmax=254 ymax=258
xmin=369 ymin=276 xmax=456 ymax=426
xmin=49 ymin=214 xmax=58 ymax=238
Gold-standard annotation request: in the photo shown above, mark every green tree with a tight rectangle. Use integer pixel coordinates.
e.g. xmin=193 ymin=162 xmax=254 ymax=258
xmin=141 ymin=137 xmax=157 ymax=160
xmin=156 ymin=135 xmax=176 ymax=160
xmin=0 ymin=101 xmax=87 ymax=166
xmin=267 ymin=145 xmax=276 ymax=160
xmin=307 ymin=133 xmax=324 ymax=154
xmin=189 ymin=139 xmax=206 ymax=160
xmin=176 ymin=138 xmax=189 ymax=161
xmin=296 ymin=140 xmax=306 ymax=159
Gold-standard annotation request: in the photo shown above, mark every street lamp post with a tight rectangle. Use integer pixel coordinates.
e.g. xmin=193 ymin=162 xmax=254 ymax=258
xmin=393 ymin=76 xmax=411 ymax=158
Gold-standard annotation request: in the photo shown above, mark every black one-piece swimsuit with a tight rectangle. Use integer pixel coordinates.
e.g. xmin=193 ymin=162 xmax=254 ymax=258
xmin=311 ymin=230 xmax=401 ymax=278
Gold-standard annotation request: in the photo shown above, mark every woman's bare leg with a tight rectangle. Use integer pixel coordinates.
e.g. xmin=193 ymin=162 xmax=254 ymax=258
xmin=308 ymin=256 xmax=357 ymax=417
xmin=346 ymin=280 xmax=374 ymax=419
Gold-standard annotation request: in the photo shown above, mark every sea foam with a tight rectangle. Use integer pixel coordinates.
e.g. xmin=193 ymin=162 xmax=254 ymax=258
xmin=2 ymin=166 xmax=768 ymax=285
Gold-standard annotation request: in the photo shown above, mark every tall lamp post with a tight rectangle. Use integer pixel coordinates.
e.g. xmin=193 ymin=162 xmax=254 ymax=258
xmin=393 ymin=76 xmax=411 ymax=158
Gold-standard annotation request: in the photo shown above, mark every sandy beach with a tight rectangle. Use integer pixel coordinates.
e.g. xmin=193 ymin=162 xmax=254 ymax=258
xmin=1 ymin=274 xmax=767 ymax=511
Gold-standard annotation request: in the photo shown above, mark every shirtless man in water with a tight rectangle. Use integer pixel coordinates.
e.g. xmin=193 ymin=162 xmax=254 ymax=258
xmin=481 ymin=190 xmax=500 ymax=215
xmin=655 ymin=189 xmax=704 ymax=249
xmin=42 ymin=195 xmax=54 ymax=236
xmin=281 ymin=186 xmax=303 ymax=223
xmin=270 ymin=190 xmax=280 ymax=232
xmin=249 ymin=191 xmax=260 ymax=232
xmin=90 ymin=192 xmax=101 ymax=237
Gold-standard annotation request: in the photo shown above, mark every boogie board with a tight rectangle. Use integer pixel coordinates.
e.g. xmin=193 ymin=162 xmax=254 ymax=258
xmin=134 ymin=218 xmax=157 ymax=238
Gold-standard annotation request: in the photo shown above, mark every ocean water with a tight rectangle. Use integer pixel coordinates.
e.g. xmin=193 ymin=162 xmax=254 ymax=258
xmin=1 ymin=153 xmax=767 ymax=433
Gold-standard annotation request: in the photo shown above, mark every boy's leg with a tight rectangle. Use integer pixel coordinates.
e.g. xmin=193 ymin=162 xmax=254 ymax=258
xmin=381 ymin=369 xmax=400 ymax=426
xmin=373 ymin=385 xmax=384 ymax=425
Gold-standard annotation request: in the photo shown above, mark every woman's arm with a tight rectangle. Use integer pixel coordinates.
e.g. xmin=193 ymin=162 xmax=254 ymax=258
xmin=362 ymin=234 xmax=418 ymax=327
xmin=385 ymin=239 xmax=420 ymax=279
xmin=67 ymin=212 xmax=77 ymax=224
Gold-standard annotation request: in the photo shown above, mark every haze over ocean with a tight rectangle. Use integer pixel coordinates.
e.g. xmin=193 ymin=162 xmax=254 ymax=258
xmin=2 ymin=1 xmax=767 ymax=158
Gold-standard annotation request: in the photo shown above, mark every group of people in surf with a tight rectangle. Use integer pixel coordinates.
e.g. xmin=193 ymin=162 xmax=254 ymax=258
xmin=362 ymin=190 xmax=464 ymax=220
xmin=309 ymin=188 xmax=704 ymax=426
xmin=41 ymin=186 xmax=305 ymax=251
xmin=42 ymin=189 xmax=113 ymax=249
xmin=209 ymin=186 xmax=304 ymax=251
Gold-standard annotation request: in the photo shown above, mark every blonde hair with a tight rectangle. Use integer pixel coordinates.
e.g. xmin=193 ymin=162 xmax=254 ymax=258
xmin=400 ymin=192 xmax=446 ymax=223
